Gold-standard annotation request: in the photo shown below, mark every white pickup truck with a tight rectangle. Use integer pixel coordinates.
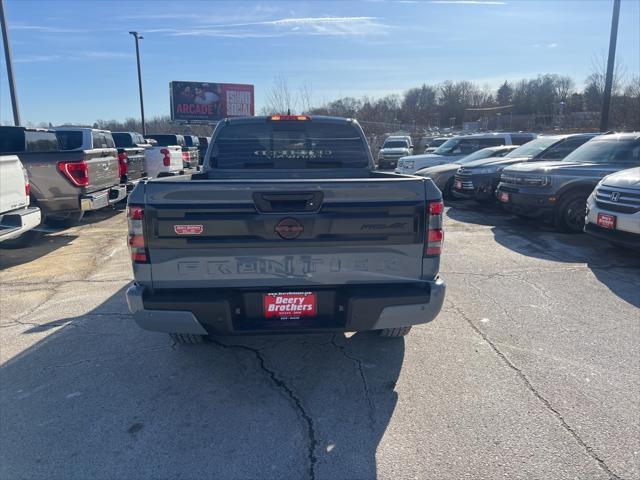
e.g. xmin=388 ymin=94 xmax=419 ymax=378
xmin=143 ymin=138 xmax=184 ymax=178
xmin=0 ymin=155 xmax=41 ymax=248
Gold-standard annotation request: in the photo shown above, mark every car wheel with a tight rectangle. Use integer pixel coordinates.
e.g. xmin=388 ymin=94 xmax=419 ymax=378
xmin=0 ymin=230 xmax=43 ymax=249
xmin=45 ymin=210 xmax=84 ymax=228
xmin=378 ymin=326 xmax=412 ymax=337
xmin=169 ymin=333 xmax=204 ymax=345
xmin=555 ymin=192 xmax=589 ymax=233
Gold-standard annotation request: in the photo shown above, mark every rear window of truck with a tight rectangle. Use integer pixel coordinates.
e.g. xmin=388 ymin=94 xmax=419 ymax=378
xmin=56 ymin=131 xmax=83 ymax=150
xmin=113 ymin=133 xmax=134 ymax=148
xmin=25 ymin=131 xmax=59 ymax=152
xmin=211 ymin=120 xmax=369 ymax=169
xmin=148 ymin=135 xmax=185 ymax=147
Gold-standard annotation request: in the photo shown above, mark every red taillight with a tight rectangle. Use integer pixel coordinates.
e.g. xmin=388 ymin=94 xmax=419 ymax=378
xmin=22 ymin=167 xmax=30 ymax=198
xmin=161 ymin=148 xmax=171 ymax=167
xmin=429 ymin=201 xmax=444 ymax=215
xmin=127 ymin=204 xmax=147 ymax=263
xmin=118 ymin=152 xmax=128 ymax=177
xmin=58 ymin=161 xmax=89 ymax=187
xmin=182 ymin=151 xmax=189 ymax=160
xmin=425 ymin=200 xmax=444 ymax=257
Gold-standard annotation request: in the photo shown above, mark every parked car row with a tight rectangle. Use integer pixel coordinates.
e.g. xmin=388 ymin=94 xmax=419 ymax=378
xmin=0 ymin=126 xmax=211 ymax=248
xmin=414 ymin=131 xmax=640 ymax=248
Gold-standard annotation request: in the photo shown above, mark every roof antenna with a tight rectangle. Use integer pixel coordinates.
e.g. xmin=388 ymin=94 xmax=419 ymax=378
xmin=287 ymin=108 xmax=291 ymax=115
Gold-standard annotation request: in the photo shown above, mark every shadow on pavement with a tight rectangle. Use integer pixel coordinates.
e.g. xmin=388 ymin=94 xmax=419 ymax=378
xmin=491 ymin=223 xmax=640 ymax=308
xmin=0 ymin=233 xmax=78 ymax=269
xmin=445 ymin=199 xmax=640 ymax=308
xmin=0 ymin=287 xmax=404 ymax=479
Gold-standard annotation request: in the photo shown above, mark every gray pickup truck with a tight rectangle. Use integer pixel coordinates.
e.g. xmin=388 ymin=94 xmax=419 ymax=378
xmin=0 ymin=126 xmax=126 ymax=227
xmin=126 ymin=115 xmax=446 ymax=344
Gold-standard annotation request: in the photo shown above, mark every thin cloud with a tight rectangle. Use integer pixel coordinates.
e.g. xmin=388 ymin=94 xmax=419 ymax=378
xmin=14 ymin=54 xmax=62 ymax=63
xmin=14 ymin=51 xmax=131 ymax=63
xmin=547 ymin=42 xmax=558 ymax=48
xmin=164 ymin=16 xmax=389 ymax=38
xmin=11 ymin=24 xmax=87 ymax=33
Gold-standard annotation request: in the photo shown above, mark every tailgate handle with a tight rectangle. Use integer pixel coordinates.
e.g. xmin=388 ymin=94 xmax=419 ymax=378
xmin=253 ymin=192 xmax=323 ymax=213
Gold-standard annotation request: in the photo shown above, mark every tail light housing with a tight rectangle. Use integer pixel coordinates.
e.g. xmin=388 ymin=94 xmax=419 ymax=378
xmin=58 ymin=161 xmax=89 ymax=187
xmin=118 ymin=152 xmax=128 ymax=177
xmin=127 ymin=204 xmax=148 ymax=263
xmin=425 ymin=200 xmax=444 ymax=256
xmin=22 ymin=167 xmax=30 ymax=199
xmin=182 ymin=151 xmax=190 ymax=161
xmin=161 ymin=148 xmax=171 ymax=167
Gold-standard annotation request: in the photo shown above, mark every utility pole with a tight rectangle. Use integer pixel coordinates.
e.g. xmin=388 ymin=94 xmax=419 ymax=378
xmin=0 ymin=0 xmax=21 ymax=125
xmin=600 ymin=0 xmax=621 ymax=132
xmin=129 ymin=31 xmax=146 ymax=136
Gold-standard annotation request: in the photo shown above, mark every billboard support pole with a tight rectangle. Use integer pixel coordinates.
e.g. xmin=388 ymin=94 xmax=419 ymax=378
xmin=0 ymin=0 xmax=21 ymax=126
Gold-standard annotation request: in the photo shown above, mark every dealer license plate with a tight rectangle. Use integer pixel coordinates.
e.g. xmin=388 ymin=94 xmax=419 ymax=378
xmin=263 ymin=292 xmax=317 ymax=320
xmin=499 ymin=192 xmax=510 ymax=203
xmin=597 ymin=213 xmax=616 ymax=230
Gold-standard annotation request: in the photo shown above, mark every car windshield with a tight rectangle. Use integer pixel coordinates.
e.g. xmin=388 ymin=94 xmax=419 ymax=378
xmin=504 ymin=136 xmax=560 ymax=158
xmin=433 ymin=138 xmax=462 ymax=155
xmin=383 ymin=141 xmax=408 ymax=148
xmin=561 ymin=137 xmax=640 ymax=164
xmin=428 ymin=139 xmax=446 ymax=147
xmin=455 ymin=148 xmax=500 ymax=164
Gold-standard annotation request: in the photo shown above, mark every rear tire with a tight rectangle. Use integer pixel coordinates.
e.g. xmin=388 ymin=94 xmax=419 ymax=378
xmin=45 ymin=210 xmax=84 ymax=228
xmin=169 ymin=333 xmax=204 ymax=345
xmin=555 ymin=192 xmax=589 ymax=233
xmin=378 ymin=326 xmax=412 ymax=337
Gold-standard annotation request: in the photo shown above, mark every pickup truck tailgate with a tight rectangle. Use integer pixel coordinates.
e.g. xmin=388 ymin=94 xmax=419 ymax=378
xmin=86 ymin=148 xmax=120 ymax=192
xmin=142 ymin=178 xmax=429 ymax=289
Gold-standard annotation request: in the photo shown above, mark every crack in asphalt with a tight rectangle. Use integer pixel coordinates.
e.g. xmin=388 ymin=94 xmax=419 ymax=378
xmin=209 ymin=338 xmax=318 ymax=480
xmin=329 ymin=335 xmax=375 ymax=423
xmin=4 ymin=235 xmax=127 ymax=326
xmin=453 ymin=303 xmax=624 ymax=480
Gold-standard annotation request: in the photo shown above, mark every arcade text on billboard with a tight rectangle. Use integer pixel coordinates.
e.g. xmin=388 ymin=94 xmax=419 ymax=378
xmin=170 ymin=81 xmax=255 ymax=122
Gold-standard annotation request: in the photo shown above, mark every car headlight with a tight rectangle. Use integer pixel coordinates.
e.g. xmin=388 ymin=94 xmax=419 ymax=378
xmin=523 ymin=175 xmax=551 ymax=187
xmin=402 ymin=161 xmax=415 ymax=169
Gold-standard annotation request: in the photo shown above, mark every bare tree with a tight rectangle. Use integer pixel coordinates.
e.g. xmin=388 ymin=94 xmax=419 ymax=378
xmin=298 ymin=82 xmax=313 ymax=114
xmin=261 ymin=76 xmax=297 ymax=115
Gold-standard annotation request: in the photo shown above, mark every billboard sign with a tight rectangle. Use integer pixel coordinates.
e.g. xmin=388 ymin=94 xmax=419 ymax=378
xmin=170 ymin=81 xmax=254 ymax=122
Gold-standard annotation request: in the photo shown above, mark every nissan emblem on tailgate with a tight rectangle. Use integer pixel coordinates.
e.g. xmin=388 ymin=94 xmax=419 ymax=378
xmin=275 ymin=218 xmax=303 ymax=240
xmin=174 ymin=225 xmax=203 ymax=235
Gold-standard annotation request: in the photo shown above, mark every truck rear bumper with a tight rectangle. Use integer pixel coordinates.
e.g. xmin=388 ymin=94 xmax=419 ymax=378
xmin=0 ymin=207 xmax=41 ymax=242
xmin=126 ymin=279 xmax=446 ymax=335
xmin=80 ymin=185 xmax=127 ymax=211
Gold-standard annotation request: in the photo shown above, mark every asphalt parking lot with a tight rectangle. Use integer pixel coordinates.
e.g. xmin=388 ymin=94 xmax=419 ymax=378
xmin=1 ymin=202 xmax=638 ymax=480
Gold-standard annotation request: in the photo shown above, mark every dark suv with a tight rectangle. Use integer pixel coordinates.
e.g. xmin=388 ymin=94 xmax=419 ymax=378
xmin=496 ymin=132 xmax=640 ymax=232
xmin=452 ymin=133 xmax=598 ymax=202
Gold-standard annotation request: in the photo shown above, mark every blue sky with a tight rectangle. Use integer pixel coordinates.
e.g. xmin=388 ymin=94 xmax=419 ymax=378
xmin=1 ymin=0 xmax=639 ymax=125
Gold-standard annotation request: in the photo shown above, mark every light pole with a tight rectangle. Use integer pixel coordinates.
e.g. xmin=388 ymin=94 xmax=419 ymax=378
xmin=0 ymin=0 xmax=20 ymax=125
xmin=600 ymin=0 xmax=621 ymax=132
xmin=129 ymin=31 xmax=146 ymax=136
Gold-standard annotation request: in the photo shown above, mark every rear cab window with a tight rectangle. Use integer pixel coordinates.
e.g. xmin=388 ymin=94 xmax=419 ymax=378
xmin=56 ymin=131 xmax=84 ymax=150
xmin=148 ymin=135 xmax=185 ymax=147
xmin=113 ymin=133 xmax=134 ymax=148
xmin=210 ymin=119 xmax=370 ymax=170
xmin=25 ymin=131 xmax=59 ymax=152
